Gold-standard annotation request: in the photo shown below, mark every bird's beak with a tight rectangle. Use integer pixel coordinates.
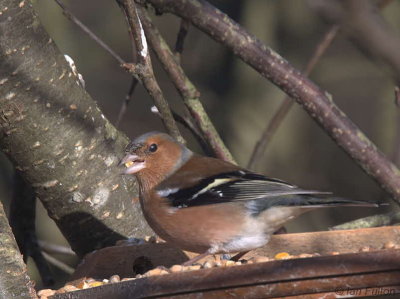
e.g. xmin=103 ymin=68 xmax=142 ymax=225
xmin=119 ymin=154 xmax=146 ymax=174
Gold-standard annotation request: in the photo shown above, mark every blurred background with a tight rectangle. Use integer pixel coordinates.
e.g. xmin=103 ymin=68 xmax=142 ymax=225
xmin=1 ymin=0 xmax=399 ymax=288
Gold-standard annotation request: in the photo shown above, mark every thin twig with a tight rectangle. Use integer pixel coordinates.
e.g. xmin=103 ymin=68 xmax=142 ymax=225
xmin=248 ymin=0 xmax=397 ymax=170
xmin=331 ymin=211 xmax=400 ymax=230
xmin=54 ymin=0 xmax=126 ymax=65
xmin=138 ymin=7 xmax=235 ymax=162
xmin=247 ymin=25 xmax=339 ymax=169
xmin=9 ymin=172 xmax=54 ymax=286
xmin=52 ymin=1 xmax=186 ymax=149
xmin=395 ymin=86 xmax=400 ymax=107
xmin=42 ymin=251 xmax=75 ymax=275
xmin=31 ymin=249 xmax=55 ymax=286
xmin=39 ymin=240 xmax=76 ymax=257
xmin=116 ymin=78 xmax=139 ymax=127
xmin=174 ymin=19 xmax=190 ymax=62
xmin=311 ymin=0 xmax=400 ymax=81
xmin=53 ymin=0 xmax=141 ymax=128
xmin=53 ymin=0 xmax=142 ymax=128
xmin=118 ymin=0 xmax=184 ymax=143
xmin=392 ymin=87 xmax=400 ymax=166
xmin=151 ymin=106 xmax=212 ymax=155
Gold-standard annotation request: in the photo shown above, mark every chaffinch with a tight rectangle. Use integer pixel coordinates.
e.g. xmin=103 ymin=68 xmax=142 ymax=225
xmin=121 ymin=131 xmax=379 ymax=264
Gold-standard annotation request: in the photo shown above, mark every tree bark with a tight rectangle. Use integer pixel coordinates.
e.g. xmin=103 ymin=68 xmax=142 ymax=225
xmin=0 ymin=201 xmax=36 ymax=298
xmin=0 ymin=0 xmax=151 ymax=257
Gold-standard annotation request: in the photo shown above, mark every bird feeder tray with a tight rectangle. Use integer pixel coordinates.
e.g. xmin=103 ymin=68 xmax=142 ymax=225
xmin=51 ymin=226 xmax=400 ymax=298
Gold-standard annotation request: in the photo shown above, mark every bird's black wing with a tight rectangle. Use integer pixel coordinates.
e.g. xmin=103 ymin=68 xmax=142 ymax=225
xmin=156 ymin=170 xmax=332 ymax=208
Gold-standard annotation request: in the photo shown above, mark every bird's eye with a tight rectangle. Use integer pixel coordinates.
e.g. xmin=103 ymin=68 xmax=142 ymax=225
xmin=149 ymin=143 xmax=158 ymax=153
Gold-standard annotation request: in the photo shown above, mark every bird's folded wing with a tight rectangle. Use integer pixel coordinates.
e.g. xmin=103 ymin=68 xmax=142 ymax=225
xmin=156 ymin=170 xmax=329 ymax=208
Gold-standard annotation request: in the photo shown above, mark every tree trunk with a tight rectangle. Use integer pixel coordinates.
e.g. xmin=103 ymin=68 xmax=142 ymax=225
xmin=0 ymin=0 xmax=151 ymax=257
xmin=0 ymin=201 xmax=36 ymax=298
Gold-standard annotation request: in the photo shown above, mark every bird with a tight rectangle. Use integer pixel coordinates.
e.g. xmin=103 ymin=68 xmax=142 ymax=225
xmin=120 ymin=131 xmax=380 ymax=265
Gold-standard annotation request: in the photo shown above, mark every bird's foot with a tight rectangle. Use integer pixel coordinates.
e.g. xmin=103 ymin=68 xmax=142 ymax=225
xmin=182 ymin=251 xmax=210 ymax=266
xmin=230 ymin=251 xmax=250 ymax=262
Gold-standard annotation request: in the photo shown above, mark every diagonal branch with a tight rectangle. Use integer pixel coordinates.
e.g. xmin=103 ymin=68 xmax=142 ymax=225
xmin=174 ymin=19 xmax=190 ymax=62
xmin=53 ymin=0 xmax=140 ymax=128
xmin=310 ymin=0 xmax=400 ymax=83
xmin=248 ymin=0 xmax=393 ymax=169
xmin=117 ymin=0 xmax=184 ymax=143
xmin=54 ymin=0 xmax=126 ymax=65
xmin=141 ymin=0 xmax=400 ymax=204
xmin=393 ymin=87 xmax=400 ymax=167
xmin=138 ymin=7 xmax=235 ymax=163
xmin=116 ymin=78 xmax=139 ymax=127
xmin=9 ymin=172 xmax=54 ymax=286
xmin=247 ymin=25 xmax=339 ymax=169
xmin=151 ymin=106 xmax=212 ymax=155
xmin=331 ymin=211 xmax=400 ymax=230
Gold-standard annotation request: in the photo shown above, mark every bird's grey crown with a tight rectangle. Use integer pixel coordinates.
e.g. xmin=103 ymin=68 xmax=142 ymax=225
xmin=126 ymin=131 xmax=181 ymax=153
xmin=134 ymin=131 xmax=173 ymax=144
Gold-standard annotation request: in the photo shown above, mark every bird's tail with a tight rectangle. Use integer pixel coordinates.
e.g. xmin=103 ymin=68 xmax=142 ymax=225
xmin=254 ymin=194 xmax=384 ymax=211
xmin=292 ymin=196 xmax=383 ymax=208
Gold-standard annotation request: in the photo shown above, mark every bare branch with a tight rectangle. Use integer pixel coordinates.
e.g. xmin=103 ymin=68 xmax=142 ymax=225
xmin=151 ymin=106 xmax=212 ymax=155
xmin=138 ymin=7 xmax=235 ymax=163
xmin=116 ymin=78 xmax=139 ymax=127
xmin=42 ymin=252 xmax=75 ymax=275
xmin=39 ymin=241 xmax=76 ymax=257
xmin=118 ymin=0 xmax=184 ymax=143
xmin=331 ymin=211 xmax=400 ymax=230
xmin=248 ymin=99 xmax=293 ymax=170
xmin=9 ymin=172 xmax=54 ymax=286
xmin=395 ymin=86 xmax=400 ymax=107
xmin=391 ymin=87 xmax=400 ymax=168
xmin=141 ymin=0 xmax=400 ymax=204
xmin=248 ymin=25 xmax=339 ymax=169
xmin=54 ymin=0 xmax=126 ymax=65
xmin=52 ymin=0 xmax=142 ymax=129
xmin=174 ymin=19 xmax=190 ymax=62
xmin=309 ymin=0 xmax=400 ymax=83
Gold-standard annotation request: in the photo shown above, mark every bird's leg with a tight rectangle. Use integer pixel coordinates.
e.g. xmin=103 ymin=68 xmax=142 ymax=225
xmin=182 ymin=251 xmax=210 ymax=266
xmin=229 ymin=228 xmax=285 ymax=262
xmin=229 ymin=227 xmax=285 ymax=262
xmin=220 ymin=254 xmax=231 ymax=260
xmin=230 ymin=251 xmax=249 ymax=262
xmin=274 ymin=226 xmax=287 ymax=234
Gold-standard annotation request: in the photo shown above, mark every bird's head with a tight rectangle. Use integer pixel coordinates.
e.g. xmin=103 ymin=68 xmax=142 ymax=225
xmin=120 ymin=132 xmax=192 ymax=185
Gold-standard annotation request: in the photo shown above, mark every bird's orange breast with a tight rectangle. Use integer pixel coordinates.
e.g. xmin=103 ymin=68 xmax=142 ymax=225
xmin=140 ymin=191 xmax=247 ymax=254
